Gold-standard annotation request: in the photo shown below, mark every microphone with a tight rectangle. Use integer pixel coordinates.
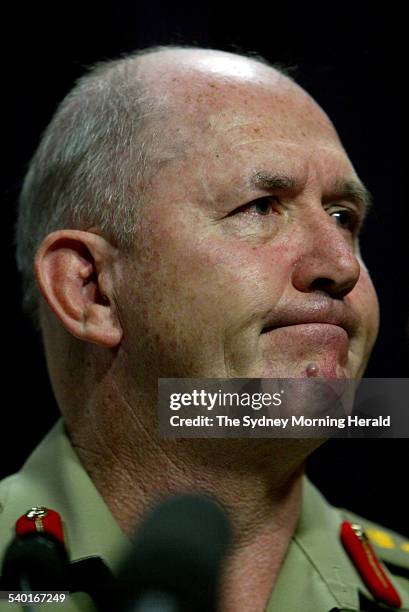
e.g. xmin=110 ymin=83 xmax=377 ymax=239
xmin=1 ymin=532 xmax=69 ymax=592
xmin=112 ymin=494 xmax=231 ymax=612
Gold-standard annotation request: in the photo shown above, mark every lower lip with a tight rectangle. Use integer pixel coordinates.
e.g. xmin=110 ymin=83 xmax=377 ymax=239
xmin=261 ymin=323 xmax=349 ymax=377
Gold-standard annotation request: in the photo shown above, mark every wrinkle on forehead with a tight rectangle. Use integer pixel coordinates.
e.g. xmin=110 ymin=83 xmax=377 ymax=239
xmin=154 ymin=102 xmax=342 ymax=175
xmin=205 ymin=97 xmax=339 ymax=142
xmin=174 ymin=92 xmax=336 ymax=158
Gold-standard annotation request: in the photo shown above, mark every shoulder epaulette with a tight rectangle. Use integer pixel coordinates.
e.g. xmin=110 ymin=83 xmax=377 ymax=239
xmin=342 ymin=509 xmax=409 ymax=577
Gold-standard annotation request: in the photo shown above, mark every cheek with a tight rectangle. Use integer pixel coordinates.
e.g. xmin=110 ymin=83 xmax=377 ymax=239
xmin=173 ymin=236 xmax=292 ymax=322
xmin=353 ymin=267 xmax=380 ymax=342
xmin=138 ymin=206 xmax=291 ymax=303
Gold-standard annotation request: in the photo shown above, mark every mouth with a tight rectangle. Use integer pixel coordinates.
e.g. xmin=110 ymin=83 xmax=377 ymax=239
xmin=261 ymin=301 xmax=358 ymax=339
xmin=261 ymin=321 xmax=349 ymax=335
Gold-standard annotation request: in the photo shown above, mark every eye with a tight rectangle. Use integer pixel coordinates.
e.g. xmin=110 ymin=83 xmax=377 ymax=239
xmin=329 ymin=208 xmax=361 ymax=233
xmin=232 ymin=196 xmax=280 ymax=218
xmin=252 ymin=198 xmax=276 ymax=216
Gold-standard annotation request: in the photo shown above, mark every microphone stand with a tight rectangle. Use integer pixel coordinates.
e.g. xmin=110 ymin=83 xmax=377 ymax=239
xmin=130 ymin=590 xmax=181 ymax=612
xmin=19 ymin=575 xmax=36 ymax=612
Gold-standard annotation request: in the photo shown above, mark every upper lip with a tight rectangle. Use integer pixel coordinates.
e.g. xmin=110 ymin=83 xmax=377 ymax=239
xmin=261 ymin=301 xmax=359 ymax=338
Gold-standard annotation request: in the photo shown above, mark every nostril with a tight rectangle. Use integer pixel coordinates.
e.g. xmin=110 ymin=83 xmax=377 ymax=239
xmin=310 ymin=276 xmax=356 ymax=299
xmin=310 ymin=278 xmax=334 ymax=291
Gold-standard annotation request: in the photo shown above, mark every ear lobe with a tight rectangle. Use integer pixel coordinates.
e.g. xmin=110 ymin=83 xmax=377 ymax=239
xmin=35 ymin=230 xmax=123 ymax=348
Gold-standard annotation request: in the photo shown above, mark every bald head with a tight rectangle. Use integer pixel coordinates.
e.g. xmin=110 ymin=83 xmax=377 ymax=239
xmin=136 ymin=47 xmax=337 ymax=146
xmin=137 ymin=46 xmax=287 ymax=88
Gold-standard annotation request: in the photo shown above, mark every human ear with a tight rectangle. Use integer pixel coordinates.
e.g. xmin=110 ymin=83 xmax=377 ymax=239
xmin=34 ymin=230 xmax=123 ymax=347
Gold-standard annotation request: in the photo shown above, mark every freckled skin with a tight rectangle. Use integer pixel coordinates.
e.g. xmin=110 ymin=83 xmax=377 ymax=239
xmin=112 ymin=50 xmax=379 ymax=392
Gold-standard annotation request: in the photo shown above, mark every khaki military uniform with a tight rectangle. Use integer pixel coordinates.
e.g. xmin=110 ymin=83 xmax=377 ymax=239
xmin=1 ymin=420 xmax=409 ymax=611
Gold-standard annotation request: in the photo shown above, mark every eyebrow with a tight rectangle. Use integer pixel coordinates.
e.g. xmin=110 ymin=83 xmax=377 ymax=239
xmin=251 ymin=171 xmax=372 ymax=214
xmin=252 ymin=171 xmax=298 ymax=192
xmin=331 ymin=179 xmax=373 ymax=214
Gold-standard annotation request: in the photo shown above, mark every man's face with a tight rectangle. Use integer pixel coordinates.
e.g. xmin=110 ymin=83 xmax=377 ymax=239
xmin=116 ymin=57 xmax=379 ymax=386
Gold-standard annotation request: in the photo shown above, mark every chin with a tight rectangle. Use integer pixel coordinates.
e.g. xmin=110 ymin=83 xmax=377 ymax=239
xmin=257 ymin=354 xmax=353 ymax=379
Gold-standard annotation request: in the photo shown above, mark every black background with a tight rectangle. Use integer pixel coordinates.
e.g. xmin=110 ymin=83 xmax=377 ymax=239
xmin=2 ymin=2 xmax=409 ymax=535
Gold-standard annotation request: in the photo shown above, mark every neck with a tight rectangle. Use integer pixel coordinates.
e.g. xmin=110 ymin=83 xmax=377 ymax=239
xmin=65 ymin=377 xmax=317 ymax=612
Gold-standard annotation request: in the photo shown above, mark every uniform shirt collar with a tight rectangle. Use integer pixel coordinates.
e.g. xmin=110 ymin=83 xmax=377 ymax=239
xmin=0 ymin=419 xmax=131 ymax=574
xmin=267 ymin=477 xmax=409 ymax=611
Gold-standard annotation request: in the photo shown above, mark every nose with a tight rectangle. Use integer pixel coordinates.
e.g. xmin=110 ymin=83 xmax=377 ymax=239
xmin=291 ymin=210 xmax=361 ymax=299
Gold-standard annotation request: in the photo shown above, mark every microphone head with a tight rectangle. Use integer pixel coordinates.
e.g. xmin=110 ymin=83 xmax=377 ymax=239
xmin=1 ymin=533 xmax=69 ymax=591
xmin=115 ymin=494 xmax=231 ymax=612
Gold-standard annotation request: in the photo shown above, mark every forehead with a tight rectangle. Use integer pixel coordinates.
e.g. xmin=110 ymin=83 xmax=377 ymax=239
xmin=141 ymin=54 xmax=357 ymax=192
xmin=141 ymin=52 xmax=336 ymax=136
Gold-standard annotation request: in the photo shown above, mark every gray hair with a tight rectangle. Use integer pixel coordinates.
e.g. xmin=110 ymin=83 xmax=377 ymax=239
xmin=16 ymin=48 xmax=166 ymax=323
xmin=15 ymin=45 xmax=293 ymax=325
